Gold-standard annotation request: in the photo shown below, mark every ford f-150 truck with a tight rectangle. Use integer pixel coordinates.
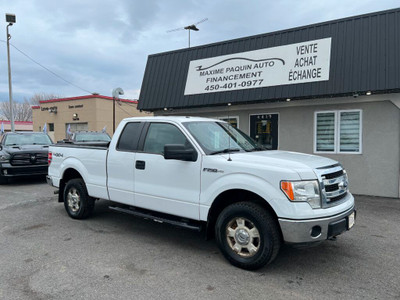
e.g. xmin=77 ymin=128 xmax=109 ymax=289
xmin=47 ymin=116 xmax=355 ymax=270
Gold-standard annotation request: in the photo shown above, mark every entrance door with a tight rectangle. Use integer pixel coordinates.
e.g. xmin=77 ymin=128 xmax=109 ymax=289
xmin=249 ymin=114 xmax=279 ymax=150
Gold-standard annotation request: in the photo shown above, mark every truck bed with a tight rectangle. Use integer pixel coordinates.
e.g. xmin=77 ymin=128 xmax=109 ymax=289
xmin=54 ymin=141 xmax=110 ymax=149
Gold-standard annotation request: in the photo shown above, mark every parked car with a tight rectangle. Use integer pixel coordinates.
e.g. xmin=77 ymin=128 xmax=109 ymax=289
xmin=47 ymin=116 xmax=355 ymax=270
xmin=0 ymin=132 xmax=53 ymax=183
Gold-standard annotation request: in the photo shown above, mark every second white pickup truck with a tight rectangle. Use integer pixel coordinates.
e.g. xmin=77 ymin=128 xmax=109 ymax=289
xmin=47 ymin=116 xmax=355 ymax=270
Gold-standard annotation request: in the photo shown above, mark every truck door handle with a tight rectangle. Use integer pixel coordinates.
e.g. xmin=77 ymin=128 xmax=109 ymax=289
xmin=135 ymin=160 xmax=145 ymax=170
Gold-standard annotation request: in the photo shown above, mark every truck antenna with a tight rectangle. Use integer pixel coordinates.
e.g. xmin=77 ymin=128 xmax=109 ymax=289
xmin=227 ymin=103 xmax=232 ymax=161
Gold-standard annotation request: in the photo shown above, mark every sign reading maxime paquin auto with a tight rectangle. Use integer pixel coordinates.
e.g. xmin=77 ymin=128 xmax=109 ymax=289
xmin=184 ymin=37 xmax=331 ymax=96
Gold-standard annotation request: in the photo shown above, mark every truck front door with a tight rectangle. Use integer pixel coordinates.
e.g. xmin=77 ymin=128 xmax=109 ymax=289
xmin=134 ymin=122 xmax=201 ymax=220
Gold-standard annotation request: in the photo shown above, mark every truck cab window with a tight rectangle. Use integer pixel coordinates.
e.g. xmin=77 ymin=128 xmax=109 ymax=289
xmin=117 ymin=122 xmax=143 ymax=152
xmin=143 ymin=123 xmax=190 ymax=155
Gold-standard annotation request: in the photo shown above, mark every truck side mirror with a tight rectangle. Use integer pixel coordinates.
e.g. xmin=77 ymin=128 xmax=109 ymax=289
xmin=164 ymin=144 xmax=197 ymax=162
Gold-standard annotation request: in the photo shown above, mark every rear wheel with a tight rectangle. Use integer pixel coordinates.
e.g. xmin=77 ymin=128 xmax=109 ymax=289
xmin=63 ymin=178 xmax=94 ymax=219
xmin=215 ymin=202 xmax=281 ymax=270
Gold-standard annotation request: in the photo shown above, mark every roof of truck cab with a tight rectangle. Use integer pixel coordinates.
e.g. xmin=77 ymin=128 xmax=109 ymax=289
xmin=122 ymin=116 xmax=222 ymax=123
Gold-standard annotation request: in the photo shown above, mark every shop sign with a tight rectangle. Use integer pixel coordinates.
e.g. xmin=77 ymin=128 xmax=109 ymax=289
xmin=41 ymin=106 xmax=57 ymax=112
xmin=68 ymin=104 xmax=84 ymax=109
xmin=184 ymin=37 xmax=331 ymax=96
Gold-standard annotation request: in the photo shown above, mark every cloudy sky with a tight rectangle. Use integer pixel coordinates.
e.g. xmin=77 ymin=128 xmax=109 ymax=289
xmin=0 ymin=0 xmax=398 ymax=102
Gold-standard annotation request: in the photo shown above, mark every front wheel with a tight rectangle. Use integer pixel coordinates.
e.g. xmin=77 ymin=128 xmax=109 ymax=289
xmin=63 ymin=178 xmax=94 ymax=219
xmin=215 ymin=202 xmax=281 ymax=270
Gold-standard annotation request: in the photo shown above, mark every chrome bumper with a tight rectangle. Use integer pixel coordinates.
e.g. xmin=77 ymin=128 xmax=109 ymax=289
xmin=278 ymin=206 xmax=356 ymax=243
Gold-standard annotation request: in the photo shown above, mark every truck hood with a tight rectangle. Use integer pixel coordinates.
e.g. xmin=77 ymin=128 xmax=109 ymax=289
xmin=1 ymin=145 xmax=50 ymax=155
xmin=223 ymin=150 xmax=338 ymax=180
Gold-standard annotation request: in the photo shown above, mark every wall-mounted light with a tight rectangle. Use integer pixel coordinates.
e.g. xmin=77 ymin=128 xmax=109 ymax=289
xmin=72 ymin=113 xmax=79 ymax=120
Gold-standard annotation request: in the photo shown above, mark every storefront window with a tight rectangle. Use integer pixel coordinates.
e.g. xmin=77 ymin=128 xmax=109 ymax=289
xmin=339 ymin=111 xmax=361 ymax=152
xmin=315 ymin=110 xmax=362 ymax=154
xmin=315 ymin=112 xmax=335 ymax=152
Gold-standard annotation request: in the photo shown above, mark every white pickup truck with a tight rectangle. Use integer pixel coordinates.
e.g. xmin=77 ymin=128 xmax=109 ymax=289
xmin=47 ymin=116 xmax=355 ymax=270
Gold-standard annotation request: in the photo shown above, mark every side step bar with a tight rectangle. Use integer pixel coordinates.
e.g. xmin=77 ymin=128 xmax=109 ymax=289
xmin=109 ymin=206 xmax=203 ymax=232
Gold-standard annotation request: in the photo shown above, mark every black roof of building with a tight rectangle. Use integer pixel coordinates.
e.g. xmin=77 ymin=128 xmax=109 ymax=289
xmin=138 ymin=8 xmax=400 ymax=111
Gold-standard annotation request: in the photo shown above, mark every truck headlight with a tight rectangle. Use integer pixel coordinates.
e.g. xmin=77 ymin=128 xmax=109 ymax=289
xmin=281 ymin=180 xmax=321 ymax=209
xmin=0 ymin=155 xmax=10 ymax=163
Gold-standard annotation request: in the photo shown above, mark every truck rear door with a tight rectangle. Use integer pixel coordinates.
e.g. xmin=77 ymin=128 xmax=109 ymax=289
xmin=106 ymin=122 xmax=144 ymax=205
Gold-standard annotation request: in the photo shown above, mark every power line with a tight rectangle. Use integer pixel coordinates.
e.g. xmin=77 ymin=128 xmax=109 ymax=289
xmin=0 ymin=40 xmax=93 ymax=94
xmin=120 ymin=100 xmax=139 ymax=108
xmin=116 ymin=102 xmax=135 ymax=117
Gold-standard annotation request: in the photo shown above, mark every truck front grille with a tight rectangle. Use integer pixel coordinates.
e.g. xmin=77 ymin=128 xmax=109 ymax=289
xmin=10 ymin=153 xmax=48 ymax=166
xmin=315 ymin=164 xmax=349 ymax=207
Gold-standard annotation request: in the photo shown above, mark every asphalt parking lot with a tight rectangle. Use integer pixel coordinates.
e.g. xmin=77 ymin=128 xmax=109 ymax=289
xmin=0 ymin=178 xmax=399 ymax=300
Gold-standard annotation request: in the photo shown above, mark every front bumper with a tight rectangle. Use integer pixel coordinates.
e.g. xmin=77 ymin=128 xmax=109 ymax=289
xmin=278 ymin=206 xmax=356 ymax=243
xmin=0 ymin=163 xmax=48 ymax=177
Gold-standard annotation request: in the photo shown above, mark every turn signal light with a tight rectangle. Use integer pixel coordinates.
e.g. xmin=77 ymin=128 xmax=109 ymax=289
xmin=281 ymin=181 xmax=294 ymax=200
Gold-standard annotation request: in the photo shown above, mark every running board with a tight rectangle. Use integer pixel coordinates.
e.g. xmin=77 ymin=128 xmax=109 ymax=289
xmin=109 ymin=206 xmax=203 ymax=232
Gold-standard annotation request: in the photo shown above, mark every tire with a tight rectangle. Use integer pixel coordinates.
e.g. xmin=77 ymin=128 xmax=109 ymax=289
xmin=215 ymin=202 xmax=281 ymax=270
xmin=63 ymin=178 xmax=94 ymax=219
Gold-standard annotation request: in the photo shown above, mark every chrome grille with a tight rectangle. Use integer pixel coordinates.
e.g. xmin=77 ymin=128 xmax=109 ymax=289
xmin=10 ymin=153 xmax=48 ymax=166
xmin=315 ymin=164 xmax=349 ymax=207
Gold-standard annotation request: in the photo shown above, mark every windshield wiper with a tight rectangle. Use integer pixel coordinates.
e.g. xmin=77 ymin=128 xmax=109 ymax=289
xmin=248 ymin=146 xmax=267 ymax=151
xmin=209 ymin=148 xmax=241 ymax=155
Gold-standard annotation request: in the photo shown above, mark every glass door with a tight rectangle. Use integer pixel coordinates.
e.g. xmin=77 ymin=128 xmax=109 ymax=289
xmin=249 ymin=114 xmax=278 ymax=150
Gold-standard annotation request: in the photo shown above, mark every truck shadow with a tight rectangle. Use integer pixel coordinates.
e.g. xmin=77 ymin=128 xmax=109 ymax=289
xmin=1 ymin=176 xmax=47 ymax=185
xmin=79 ymin=199 xmax=358 ymax=275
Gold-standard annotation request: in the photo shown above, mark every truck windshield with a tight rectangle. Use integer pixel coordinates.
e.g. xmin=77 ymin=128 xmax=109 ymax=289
xmin=4 ymin=133 xmax=53 ymax=146
xmin=183 ymin=121 xmax=263 ymax=155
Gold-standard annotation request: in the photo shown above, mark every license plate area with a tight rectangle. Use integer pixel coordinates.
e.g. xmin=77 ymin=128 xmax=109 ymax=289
xmin=348 ymin=212 xmax=355 ymax=229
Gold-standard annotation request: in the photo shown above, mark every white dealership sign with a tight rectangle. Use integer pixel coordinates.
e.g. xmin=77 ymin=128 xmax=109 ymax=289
xmin=184 ymin=37 xmax=331 ymax=95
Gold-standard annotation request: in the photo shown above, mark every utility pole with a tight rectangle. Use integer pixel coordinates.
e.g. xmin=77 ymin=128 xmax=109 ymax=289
xmin=112 ymin=88 xmax=124 ymax=134
xmin=6 ymin=13 xmax=16 ymax=132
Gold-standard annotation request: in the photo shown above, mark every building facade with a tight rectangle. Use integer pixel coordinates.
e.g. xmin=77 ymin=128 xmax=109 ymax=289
xmin=32 ymin=95 xmax=148 ymax=142
xmin=0 ymin=121 xmax=33 ymax=133
xmin=138 ymin=9 xmax=400 ymax=198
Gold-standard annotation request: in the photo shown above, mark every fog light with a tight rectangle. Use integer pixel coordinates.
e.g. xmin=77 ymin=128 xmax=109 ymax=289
xmin=3 ymin=169 xmax=8 ymax=175
xmin=311 ymin=226 xmax=322 ymax=238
